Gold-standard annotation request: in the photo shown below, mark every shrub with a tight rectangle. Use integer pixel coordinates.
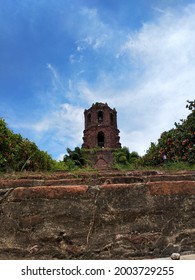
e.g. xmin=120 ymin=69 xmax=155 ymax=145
xmin=63 ymin=147 xmax=88 ymax=169
xmin=113 ymin=147 xmax=140 ymax=169
xmin=142 ymin=100 xmax=195 ymax=166
xmin=0 ymin=118 xmax=54 ymax=172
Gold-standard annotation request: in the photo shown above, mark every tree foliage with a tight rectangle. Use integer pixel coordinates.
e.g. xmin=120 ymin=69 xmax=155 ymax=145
xmin=0 ymin=118 xmax=54 ymax=172
xmin=63 ymin=147 xmax=88 ymax=170
xmin=113 ymin=147 xmax=140 ymax=168
xmin=143 ymin=100 xmax=195 ymax=165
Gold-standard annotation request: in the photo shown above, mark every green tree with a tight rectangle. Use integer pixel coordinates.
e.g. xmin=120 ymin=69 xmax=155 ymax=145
xmin=113 ymin=147 xmax=140 ymax=167
xmin=142 ymin=100 xmax=195 ymax=165
xmin=113 ymin=147 xmax=130 ymax=165
xmin=0 ymin=118 xmax=54 ymax=172
xmin=63 ymin=147 xmax=87 ymax=169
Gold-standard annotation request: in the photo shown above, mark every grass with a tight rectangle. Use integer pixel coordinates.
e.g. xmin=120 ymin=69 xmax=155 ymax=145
xmin=112 ymin=160 xmax=195 ymax=172
xmin=159 ymin=161 xmax=195 ymax=172
xmin=0 ymin=160 xmax=194 ymax=178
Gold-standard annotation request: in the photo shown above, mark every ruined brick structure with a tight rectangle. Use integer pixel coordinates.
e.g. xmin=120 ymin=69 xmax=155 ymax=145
xmin=1 ymin=171 xmax=195 ymax=259
xmin=82 ymin=102 xmax=121 ymax=149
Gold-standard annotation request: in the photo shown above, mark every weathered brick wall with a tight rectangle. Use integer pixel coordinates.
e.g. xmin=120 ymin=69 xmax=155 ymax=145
xmin=83 ymin=126 xmax=121 ymax=149
xmin=83 ymin=149 xmax=115 ymax=169
xmin=0 ymin=171 xmax=195 ymax=259
xmin=82 ymin=103 xmax=121 ymax=149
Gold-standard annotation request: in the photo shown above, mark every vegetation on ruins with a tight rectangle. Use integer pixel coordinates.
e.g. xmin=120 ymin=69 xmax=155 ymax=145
xmin=61 ymin=146 xmax=141 ymax=170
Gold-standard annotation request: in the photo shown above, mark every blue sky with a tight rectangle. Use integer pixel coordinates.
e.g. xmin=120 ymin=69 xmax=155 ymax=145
xmin=1 ymin=0 xmax=195 ymax=160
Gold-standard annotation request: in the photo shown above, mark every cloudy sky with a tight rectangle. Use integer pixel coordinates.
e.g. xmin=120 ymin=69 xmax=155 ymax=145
xmin=1 ymin=0 xmax=195 ymax=160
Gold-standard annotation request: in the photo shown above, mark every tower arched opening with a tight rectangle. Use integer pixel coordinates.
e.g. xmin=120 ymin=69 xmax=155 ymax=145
xmin=97 ymin=131 xmax=105 ymax=148
xmin=97 ymin=111 xmax=103 ymax=123
xmin=87 ymin=113 xmax=91 ymax=125
xmin=110 ymin=113 xmax=114 ymax=125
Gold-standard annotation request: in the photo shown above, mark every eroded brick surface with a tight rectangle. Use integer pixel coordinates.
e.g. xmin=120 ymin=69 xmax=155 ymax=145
xmin=8 ymin=185 xmax=88 ymax=201
xmin=0 ymin=171 xmax=194 ymax=259
xmin=147 ymin=181 xmax=195 ymax=195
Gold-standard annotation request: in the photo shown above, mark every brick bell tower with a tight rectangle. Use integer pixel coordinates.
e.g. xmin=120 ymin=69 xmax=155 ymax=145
xmin=82 ymin=102 xmax=121 ymax=149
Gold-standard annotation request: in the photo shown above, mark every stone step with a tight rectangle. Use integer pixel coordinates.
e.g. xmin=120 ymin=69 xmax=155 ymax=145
xmin=0 ymin=172 xmax=195 ymax=189
xmin=145 ymin=174 xmax=195 ymax=182
xmin=5 ymin=180 xmax=195 ymax=201
xmin=0 ymin=178 xmax=84 ymax=189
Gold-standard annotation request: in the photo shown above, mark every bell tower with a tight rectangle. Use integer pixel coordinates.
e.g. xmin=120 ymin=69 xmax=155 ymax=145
xmin=82 ymin=102 xmax=121 ymax=149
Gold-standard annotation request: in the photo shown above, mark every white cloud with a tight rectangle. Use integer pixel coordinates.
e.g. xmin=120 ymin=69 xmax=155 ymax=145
xmin=37 ymin=103 xmax=83 ymax=139
xmin=47 ymin=63 xmax=66 ymax=96
xmin=118 ymin=5 xmax=195 ymax=116
xmin=16 ymin=103 xmax=84 ymax=159
xmin=12 ymin=3 xmax=195 ymax=159
xmin=71 ymin=4 xmax=195 ymax=154
xmin=73 ymin=7 xmax=114 ymax=54
xmin=56 ymin=153 xmax=66 ymax=161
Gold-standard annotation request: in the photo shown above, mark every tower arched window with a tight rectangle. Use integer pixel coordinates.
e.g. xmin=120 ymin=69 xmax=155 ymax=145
xmin=97 ymin=131 xmax=105 ymax=148
xmin=87 ymin=113 xmax=91 ymax=125
xmin=110 ymin=113 xmax=114 ymax=125
xmin=97 ymin=111 xmax=103 ymax=123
